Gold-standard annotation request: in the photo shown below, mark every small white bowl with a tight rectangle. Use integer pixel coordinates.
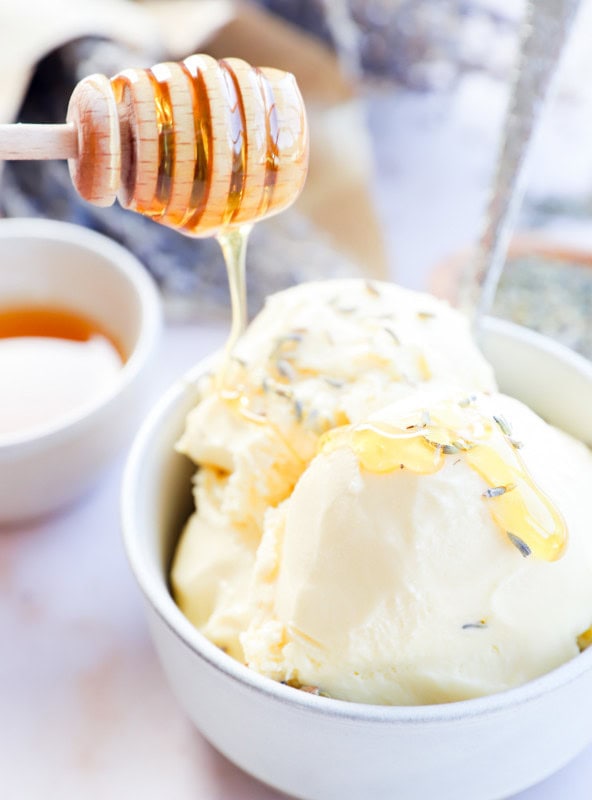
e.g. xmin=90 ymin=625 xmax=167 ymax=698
xmin=122 ymin=318 xmax=592 ymax=800
xmin=0 ymin=218 xmax=161 ymax=524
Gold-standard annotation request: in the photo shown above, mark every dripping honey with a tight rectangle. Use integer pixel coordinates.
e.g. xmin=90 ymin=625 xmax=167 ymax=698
xmin=319 ymin=403 xmax=567 ymax=562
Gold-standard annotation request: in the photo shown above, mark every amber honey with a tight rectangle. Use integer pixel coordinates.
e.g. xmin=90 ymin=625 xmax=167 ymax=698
xmin=109 ymin=59 xmax=303 ymax=236
xmin=0 ymin=304 xmax=125 ymax=438
xmin=0 ymin=305 xmax=125 ymax=360
xmin=319 ymin=402 xmax=567 ymax=562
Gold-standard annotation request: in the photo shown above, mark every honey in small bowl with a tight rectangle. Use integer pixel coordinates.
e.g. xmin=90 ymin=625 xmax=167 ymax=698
xmin=0 ymin=304 xmax=124 ymax=438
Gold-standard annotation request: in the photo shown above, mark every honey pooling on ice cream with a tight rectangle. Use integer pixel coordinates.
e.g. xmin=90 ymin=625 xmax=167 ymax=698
xmin=174 ymin=279 xmax=496 ymax=545
xmin=172 ymin=279 xmax=496 ymax=664
xmin=242 ymin=391 xmax=592 ymax=705
xmin=319 ymin=397 xmax=567 ymax=562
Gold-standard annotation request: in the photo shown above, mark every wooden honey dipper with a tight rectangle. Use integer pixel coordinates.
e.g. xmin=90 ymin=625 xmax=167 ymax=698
xmin=0 ymin=54 xmax=309 ymax=236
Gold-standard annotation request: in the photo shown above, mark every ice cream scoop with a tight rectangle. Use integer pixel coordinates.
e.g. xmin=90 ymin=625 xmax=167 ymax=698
xmin=241 ymin=390 xmax=592 ymax=705
xmin=172 ymin=280 xmax=497 ymax=658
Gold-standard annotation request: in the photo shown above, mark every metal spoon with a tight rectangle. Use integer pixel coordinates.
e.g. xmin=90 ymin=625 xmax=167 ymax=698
xmin=459 ymin=0 xmax=582 ymax=329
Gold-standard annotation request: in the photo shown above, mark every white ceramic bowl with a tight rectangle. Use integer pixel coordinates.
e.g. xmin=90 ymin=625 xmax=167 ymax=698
xmin=122 ymin=318 xmax=592 ymax=800
xmin=0 ymin=218 xmax=161 ymax=524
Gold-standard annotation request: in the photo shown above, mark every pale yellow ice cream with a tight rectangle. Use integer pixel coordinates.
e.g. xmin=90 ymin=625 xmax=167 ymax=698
xmin=241 ymin=391 xmax=592 ymax=705
xmin=172 ymin=280 xmax=497 ymax=659
xmin=169 ymin=468 xmax=255 ymax=661
xmin=176 ymin=280 xmax=496 ymax=533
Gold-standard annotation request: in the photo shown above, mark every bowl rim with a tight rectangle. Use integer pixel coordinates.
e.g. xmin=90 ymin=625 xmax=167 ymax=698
xmin=0 ymin=217 xmax=162 ymax=452
xmin=121 ymin=316 xmax=592 ymax=724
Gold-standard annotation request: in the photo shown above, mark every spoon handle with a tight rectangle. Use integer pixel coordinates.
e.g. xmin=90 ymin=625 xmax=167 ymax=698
xmin=459 ymin=0 xmax=582 ymax=326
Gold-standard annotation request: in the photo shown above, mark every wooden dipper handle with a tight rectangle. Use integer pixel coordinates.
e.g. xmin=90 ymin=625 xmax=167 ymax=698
xmin=0 ymin=55 xmax=309 ymax=234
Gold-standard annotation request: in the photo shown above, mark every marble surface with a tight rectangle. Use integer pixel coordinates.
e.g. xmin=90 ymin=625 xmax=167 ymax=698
xmin=1 ymin=319 xmax=592 ymax=800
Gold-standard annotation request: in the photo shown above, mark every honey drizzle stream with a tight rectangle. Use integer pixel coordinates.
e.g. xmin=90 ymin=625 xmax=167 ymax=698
xmin=214 ymin=226 xmax=306 ymax=466
xmin=131 ymin=61 xmax=304 ymax=460
xmin=216 ymin=225 xmax=252 ymax=387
